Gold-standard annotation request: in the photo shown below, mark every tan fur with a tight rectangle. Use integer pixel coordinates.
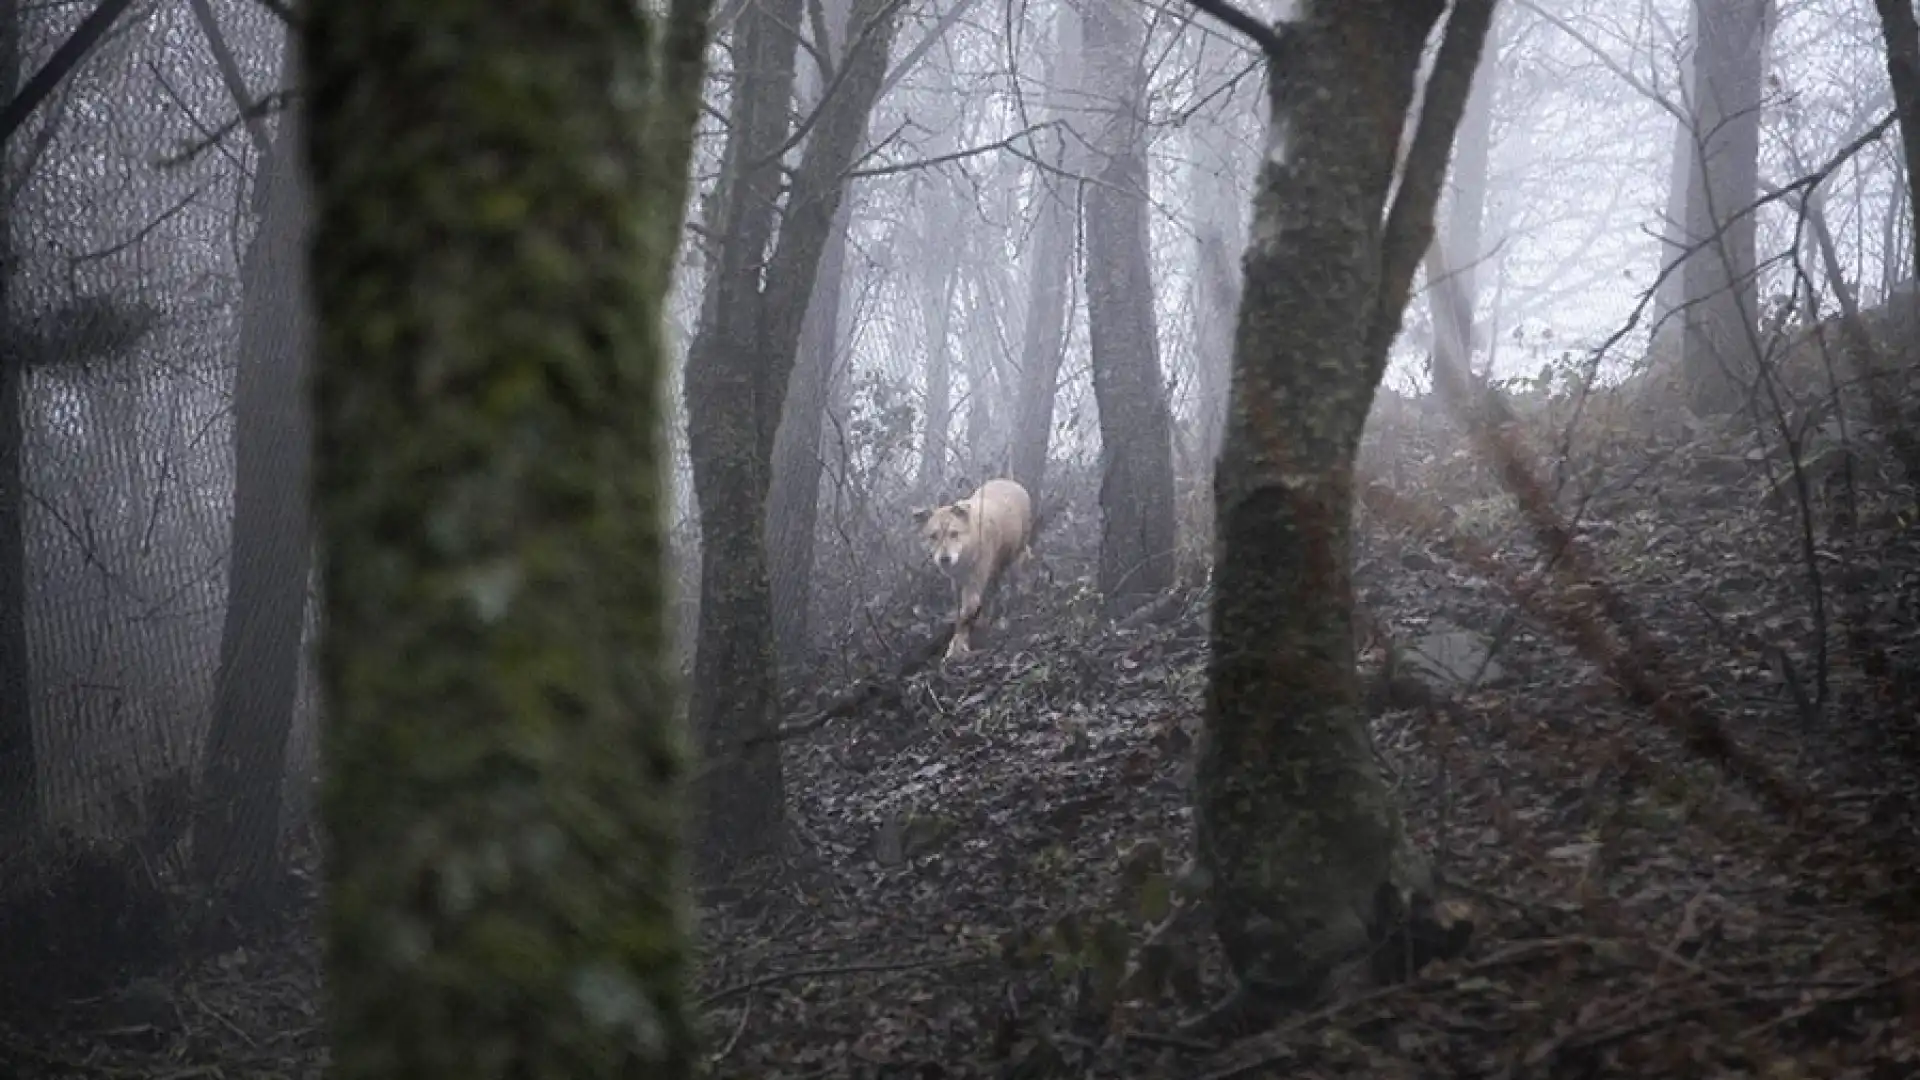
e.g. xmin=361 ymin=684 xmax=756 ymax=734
xmin=912 ymin=477 xmax=1033 ymax=660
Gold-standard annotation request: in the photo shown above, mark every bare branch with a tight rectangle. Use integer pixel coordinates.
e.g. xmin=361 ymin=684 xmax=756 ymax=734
xmin=1181 ymin=0 xmax=1285 ymax=61
xmin=187 ymin=0 xmax=273 ymax=161
xmin=1370 ymin=0 xmax=1498 ymax=361
xmin=0 ymin=0 xmax=139 ymax=145
xmin=845 ymin=120 xmax=1061 ymax=180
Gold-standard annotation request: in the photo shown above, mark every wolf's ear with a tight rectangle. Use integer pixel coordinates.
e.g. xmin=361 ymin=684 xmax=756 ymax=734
xmin=911 ymin=506 xmax=934 ymax=525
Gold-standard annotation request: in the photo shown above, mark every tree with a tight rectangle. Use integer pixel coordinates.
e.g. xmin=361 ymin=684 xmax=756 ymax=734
xmin=1190 ymin=129 xmax=1243 ymax=484
xmin=767 ymin=0 xmax=859 ymax=673
xmin=1678 ymin=0 xmax=1774 ymax=414
xmin=683 ymin=0 xmax=901 ymax=863
xmin=1006 ymin=0 xmax=1082 ymax=502
xmin=914 ymin=170 xmax=962 ymax=494
xmin=193 ymin=54 xmax=314 ymax=908
xmin=1874 ymin=0 xmax=1920 ymax=282
xmin=303 ymin=0 xmax=709 ymax=1070
xmin=1196 ymin=0 xmax=1490 ymax=1006
xmin=1432 ymin=4 xmax=1501 ymax=377
xmin=1650 ymin=9 xmax=1695 ymax=360
xmin=1081 ymin=0 xmax=1176 ymax=612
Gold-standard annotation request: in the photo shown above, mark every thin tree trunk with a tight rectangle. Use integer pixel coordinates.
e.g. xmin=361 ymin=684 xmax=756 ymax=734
xmin=1082 ymin=0 xmax=1176 ymax=612
xmin=1190 ymin=141 xmax=1242 ymax=481
xmin=1434 ymin=11 xmax=1499 ymax=374
xmin=305 ymin=0 xmax=708 ymax=1071
xmin=768 ymin=195 xmax=853 ymax=672
xmin=767 ymin=0 xmax=858 ymax=674
xmin=1199 ymin=0 xmax=1490 ymax=1005
xmin=193 ymin=69 xmax=314 ymax=905
xmin=1680 ymin=0 xmax=1773 ymax=414
xmin=1007 ymin=1 xmax=1081 ymax=502
xmin=916 ymin=186 xmax=960 ymax=494
xmin=962 ymin=273 xmax=1000 ymax=477
xmin=684 ymin=0 xmax=900 ymax=864
xmin=1651 ymin=16 xmax=1694 ymax=361
xmin=1876 ymin=0 xmax=1920 ymax=283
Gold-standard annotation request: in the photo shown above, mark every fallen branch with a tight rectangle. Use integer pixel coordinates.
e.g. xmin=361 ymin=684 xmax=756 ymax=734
xmin=697 ymin=954 xmax=972 ymax=1010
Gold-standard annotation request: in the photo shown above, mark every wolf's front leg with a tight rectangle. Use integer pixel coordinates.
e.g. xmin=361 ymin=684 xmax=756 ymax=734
xmin=945 ymin=587 xmax=982 ymax=660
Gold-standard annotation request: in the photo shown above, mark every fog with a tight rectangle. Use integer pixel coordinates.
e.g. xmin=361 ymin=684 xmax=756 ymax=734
xmin=1 ymin=0 xmax=1915 ymax=1074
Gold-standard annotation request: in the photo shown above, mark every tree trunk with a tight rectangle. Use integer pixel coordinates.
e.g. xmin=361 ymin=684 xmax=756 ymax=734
xmin=1875 ymin=0 xmax=1920 ymax=283
xmin=960 ymin=234 xmax=1007 ymax=476
xmin=916 ymin=185 xmax=960 ymax=494
xmin=193 ymin=78 xmax=314 ymax=907
xmin=768 ymin=0 xmax=859 ymax=674
xmin=0 ymin=0 xmax=32 ymax=838
xmin=1190 ymin=140 xmax=1242 ymax=481
xmin=1680 ymin=0 xmax=1774 ymax=414
xmin=1434 ymin=10 xmax=1499 ymax=373
xmin=684 ymin=0 xmax=900 ymax=864
xmin=1651 ymin=17 xmax=1694 ymax=362
xmin=1199 ymin=0 xmax=1490 ymax=1004
xmin=1081 ymin=0 xmax=1176 ymax=612
xmin=1007 ymin=1 xmax=1082 ymax=502
xmin=767 ymin=195 xmax=853 ymax=673
xmin=683 ymin=0 xmax=802 ymax=864
xmin=304 ymin=0 xmax=708 ymax=1072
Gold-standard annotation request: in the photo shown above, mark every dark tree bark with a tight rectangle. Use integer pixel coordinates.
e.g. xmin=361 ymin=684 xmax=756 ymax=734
xmin=0 ymin=0 xmax=31 ymax=837
xmin=768 ymin=197 xmax=852 ymax=672
xmin=1008 ymin=1 xmax=1081 ymax=502
xmin=768 ymin=0 xmax=858 ymax=673
xmin=1199 ymin=0 xmax=1490 ymax=1004
xmin=1081 ymin=0 xmax=1175 ymax=612
xmin=684 ymin=0 xmax=900 ymax=864
xmin=193 ymin=79 xmax=314 ymax=907
xmin=1875 ymin=0 xmax=1920 ymax=282
xmin=305 ymin=0 xmax=709 ymax=1071
xmin=1679 ymin=0 xmax=1774 ymax=414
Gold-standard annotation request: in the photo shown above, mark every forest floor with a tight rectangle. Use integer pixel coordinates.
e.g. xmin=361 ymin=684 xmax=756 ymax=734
xmin=685 ymin=406 xmax=1920 ymax=1078
xmin=2 ymin=402 xmax=1918 ymax=1079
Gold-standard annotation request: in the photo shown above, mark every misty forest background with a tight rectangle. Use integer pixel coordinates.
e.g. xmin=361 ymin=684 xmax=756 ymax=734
xmin=2 ymin=0 xmax=1919 ymax=1076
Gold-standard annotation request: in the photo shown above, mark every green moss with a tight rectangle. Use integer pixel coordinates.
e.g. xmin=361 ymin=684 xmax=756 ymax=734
xmin=303 ymin=3 xmax=708 ymax=1076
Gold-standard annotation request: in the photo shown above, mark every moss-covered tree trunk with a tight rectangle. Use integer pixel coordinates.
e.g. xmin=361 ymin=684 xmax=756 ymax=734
xmin=194 ymin=87 xmax=313 ymax=908
xmin=1081 ymin=0 xmax=1176 ymax=613
xmin=303 ymin=0 xmax=710 ymax=1072
xmin=683 ymin=0 xmax=899 ymax=865
xmin=1197 ymin=0 xmax=1489 ymax=1005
